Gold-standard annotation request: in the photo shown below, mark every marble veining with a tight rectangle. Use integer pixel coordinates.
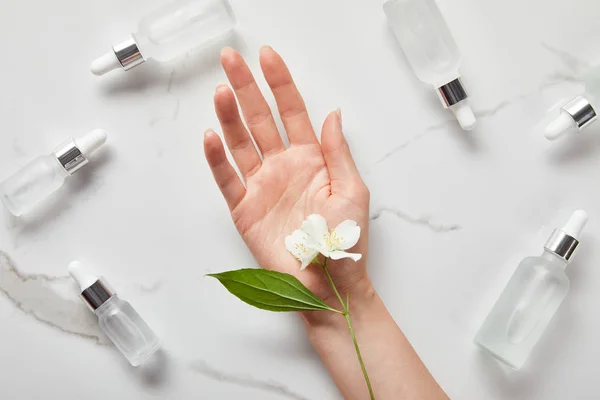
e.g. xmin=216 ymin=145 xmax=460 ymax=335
xmin=370 ymin=207 xmax=461 ymax=233
xmin=366 ymin=43 xmax=592 ymax=174
xmin=0 ymin=251 xmax=108 ymax=345
xmin=189 ymin=361 xmax=312 ymax=400
xmin=149 ymin=99 xmax=182 ymax=127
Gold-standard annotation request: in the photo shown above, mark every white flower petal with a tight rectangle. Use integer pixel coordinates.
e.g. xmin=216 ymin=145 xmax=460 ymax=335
xmin=300 ymin=256 xmax=317 ymax=270
xmin=329 ymin=250 xmax=362 ymax=262
xmin=332 ymin=220 xmax=361 ymax=250
xmin=316 ymin=247 xmax=332 ymax=258
xmin=286 ymin=229 xmax=319 ymax=270
xmin=285 ymin=230 xmax=305 ymax=258
xmin=301 ymin=214 xmax=329 ymax=246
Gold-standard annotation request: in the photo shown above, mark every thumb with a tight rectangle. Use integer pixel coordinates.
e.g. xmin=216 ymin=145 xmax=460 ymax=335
xmin=320 ymin=109 xmax=363 ymax=195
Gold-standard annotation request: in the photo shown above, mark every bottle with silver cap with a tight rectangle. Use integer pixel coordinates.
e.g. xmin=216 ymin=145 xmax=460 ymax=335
xmin=91 ymin=0 xmax=236 ymax=76
xmin=69 ymin=261 xmax=161 ymax=367
xmin=0 ymin=130 xmax=107 ymax=216
xmin=544 ymin=66 xmax=600 ymax=140
xmin=383 ymin=0 xmax=476 ymax=131
xmin=474 ymin=210 xmax=588 ymax=370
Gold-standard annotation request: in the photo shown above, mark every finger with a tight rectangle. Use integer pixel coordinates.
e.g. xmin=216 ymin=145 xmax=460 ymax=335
xmin=320 ymin=110 xmax=363 ymax=195
xmin=259 ymin=46 xmax=318 ymax=146
xmin=214 ymin=84 xmax=262 ymax=178
xmin=220 ymin=47 xmax=285 ymax=157
xmin=203 ymin=129 xmax=246 ymax=210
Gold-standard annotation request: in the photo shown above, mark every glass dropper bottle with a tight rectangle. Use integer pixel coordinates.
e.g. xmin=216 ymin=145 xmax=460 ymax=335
xmin=475 ymin=210 xmax=588 ymax=369
xmin=383 ymin=0 xmax=476 ymax=130
xmin=91 ymin=0 xmax=236 ymax=76
xmin=0 ymin=130 xmax=107 ymax=216
xmin=69 ymin=261 xmax=161 ymax=367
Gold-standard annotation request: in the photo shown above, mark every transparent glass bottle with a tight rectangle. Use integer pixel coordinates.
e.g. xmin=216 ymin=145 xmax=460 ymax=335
xmin=69 ymin=261 xmax=160 ymax=367
xmin=544 ymin=65 xmax=600 ymax=140
xmin=383 ymin=0 xmax=476 ymax=130
xmin=0 ymin=130 xmax=107 ymax=216
xmin=91 ymin=0 xmax=236 ymax=75
xmin=475 ymin=210 xmax=588 ymax=369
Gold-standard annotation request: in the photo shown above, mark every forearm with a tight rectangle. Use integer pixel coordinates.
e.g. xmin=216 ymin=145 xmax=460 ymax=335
xmin=302 ymin=278 xmax=449 ymax=400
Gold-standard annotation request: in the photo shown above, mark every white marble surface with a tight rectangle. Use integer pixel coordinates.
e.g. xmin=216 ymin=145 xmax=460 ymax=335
xmin=1 ymin=0 xmax=600 ymax=398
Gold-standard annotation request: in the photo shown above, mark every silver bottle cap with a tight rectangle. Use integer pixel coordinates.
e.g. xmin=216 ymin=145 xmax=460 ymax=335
xmin=81 ymin=278 xmax=115 ymax=311
xmin=53 ymin=139 xmax=89 ymax=174
xmin=561 ymin=96 xmax=597 ymax=132
xmin=113 ymin=35 xmax=145 ymax=71
xmin=436 ymin=78 xmax=468 ymax=108
xmin=544 ymin=229 xmax=580 ymax=261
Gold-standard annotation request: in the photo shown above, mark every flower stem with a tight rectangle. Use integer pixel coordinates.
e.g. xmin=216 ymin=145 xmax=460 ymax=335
xmin=322 ymin=260 xmax=375 ymax=400
xmin=322 ymin=259 xmax=346 ymax=309
xmin=344 ymin=309 xmax=374 ymax=400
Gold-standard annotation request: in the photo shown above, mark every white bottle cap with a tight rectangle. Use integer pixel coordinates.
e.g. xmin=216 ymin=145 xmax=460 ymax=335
xmin=53 ymin=129 xmax=107 ymax=175
xmin=91 ymin=51 xmax=121 ymax=76
xmin=91 ymin=36 xmax=145 ymax=76
xmin=450 ymin=102 xmax=477 ymax=131
xmin=544 ymin=96 xmax=598 ymax=141
xmin=68 ymin=261 xmax=115 ymax=310
xmin=75 ymin=129 xmax=107 ymax=158
xmin=562 ymin=209 xmax=588 ymax=239
xmin=544 ymin=209 xmax=588 ymax=262
xmin=68 ymin=260 xmax=99 ymax=291
xmin=544 ymin=112 xmax=577 ymax=140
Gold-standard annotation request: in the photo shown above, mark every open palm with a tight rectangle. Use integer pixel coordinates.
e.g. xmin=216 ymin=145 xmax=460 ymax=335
xmin=204 ymin=47 xmax=370 ymax=300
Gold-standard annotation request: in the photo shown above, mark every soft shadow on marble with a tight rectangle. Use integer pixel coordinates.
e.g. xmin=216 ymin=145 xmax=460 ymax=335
xmin=189 ymin=361 xmax=312 ymax=400
xmin=0 ymin=251 xmax=108 ymax=344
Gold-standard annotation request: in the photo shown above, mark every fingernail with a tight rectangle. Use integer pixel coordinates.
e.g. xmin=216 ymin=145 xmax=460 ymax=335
xmin=204 ymin=129 xmax=215 ymax=138
xmin=215 ymin=83 xmax=229 ymax=93
xmin=336 ymin=108 xmax=343 ymax=130
xmin=260 ymin=45 xmax=273 ymax=53
xmin=220 ymin=46 xmax=234 ymax=55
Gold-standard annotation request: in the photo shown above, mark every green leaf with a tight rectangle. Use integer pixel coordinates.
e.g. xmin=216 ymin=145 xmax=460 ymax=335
xmin=207 ymin=269 xmax=339 ymax=313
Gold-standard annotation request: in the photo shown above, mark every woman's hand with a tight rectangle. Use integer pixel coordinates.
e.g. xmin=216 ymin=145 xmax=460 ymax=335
xmin=204 ymin=46 xmax=449 ymax=400
xmin=204 ymin=46 xmax=370 ymax=302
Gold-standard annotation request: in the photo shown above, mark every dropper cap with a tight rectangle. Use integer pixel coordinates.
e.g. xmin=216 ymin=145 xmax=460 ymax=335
xmin=69 ymin=261 xmax=114 ymax=310
xmin=450 ymin=102 xmax=477 ymax=131
xmin=91 ymin=52 xmax=121 ymax=76
xmin=53 ymin=129 xmax=107 ymax=175
xmin=436 ymin=78 xmax=477 ymax=131
xmin=544 ymin=210 xmax=588 ymax=261
xmin=75 ymin=129 xmax=107 ymax=157
xmin=91 ymin=35 xmax=145 ymax=76
xmin=544 ymin=96 xmax=598 ymax=140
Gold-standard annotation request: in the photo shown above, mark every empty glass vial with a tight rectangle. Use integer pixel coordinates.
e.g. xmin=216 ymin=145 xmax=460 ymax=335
xmin=0 ymin=130 xmax=107 ymax=216
xmin=91 ymin=0 xmax=236 ymax=75
xmin=383 ymin=0 xmax=476 ymax=130
xmin=544 ymin=65 xmax=600 ymax=140
xmin=69 ymin=261 xmax=160 ymax=367
xmin=475 ymin=210 xmax=588 ymax=369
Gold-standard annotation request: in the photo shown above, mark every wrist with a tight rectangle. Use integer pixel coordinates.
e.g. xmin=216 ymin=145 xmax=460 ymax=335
xmin=300 ymin=275 xmax=377 ymax=329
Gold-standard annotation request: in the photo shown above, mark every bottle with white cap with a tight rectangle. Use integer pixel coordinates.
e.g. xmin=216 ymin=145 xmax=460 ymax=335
xmin=69 ymin=261 xmax=160 ymax=367
xmin=0 ymin=130 xmax=107 ymax=216
xmin=91 ymin=0 xmax=236 ymax=76
xmin=383 ymin=0 xmax=476 ymax=131
xmin=544 ymin=66 xmax=599 ymax=141
xmin=474 ymin=210 xmax=588 ymax=369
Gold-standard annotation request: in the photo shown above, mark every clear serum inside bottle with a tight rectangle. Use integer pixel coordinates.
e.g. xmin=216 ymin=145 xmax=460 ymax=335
xmin=383 ymin=0 xmax=476 ymax=130
xmin=91 ymin=0 xmax=236 ymax=76
xmin=69 ymin=261 xmax=161 ymax=367
xmin=544 ymin=65 xmax=600 ymax=141
xmin=475 ymin=210 xmax=588 ymax=369
xmin=0 ymin=129 xmax=107 ymax=216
